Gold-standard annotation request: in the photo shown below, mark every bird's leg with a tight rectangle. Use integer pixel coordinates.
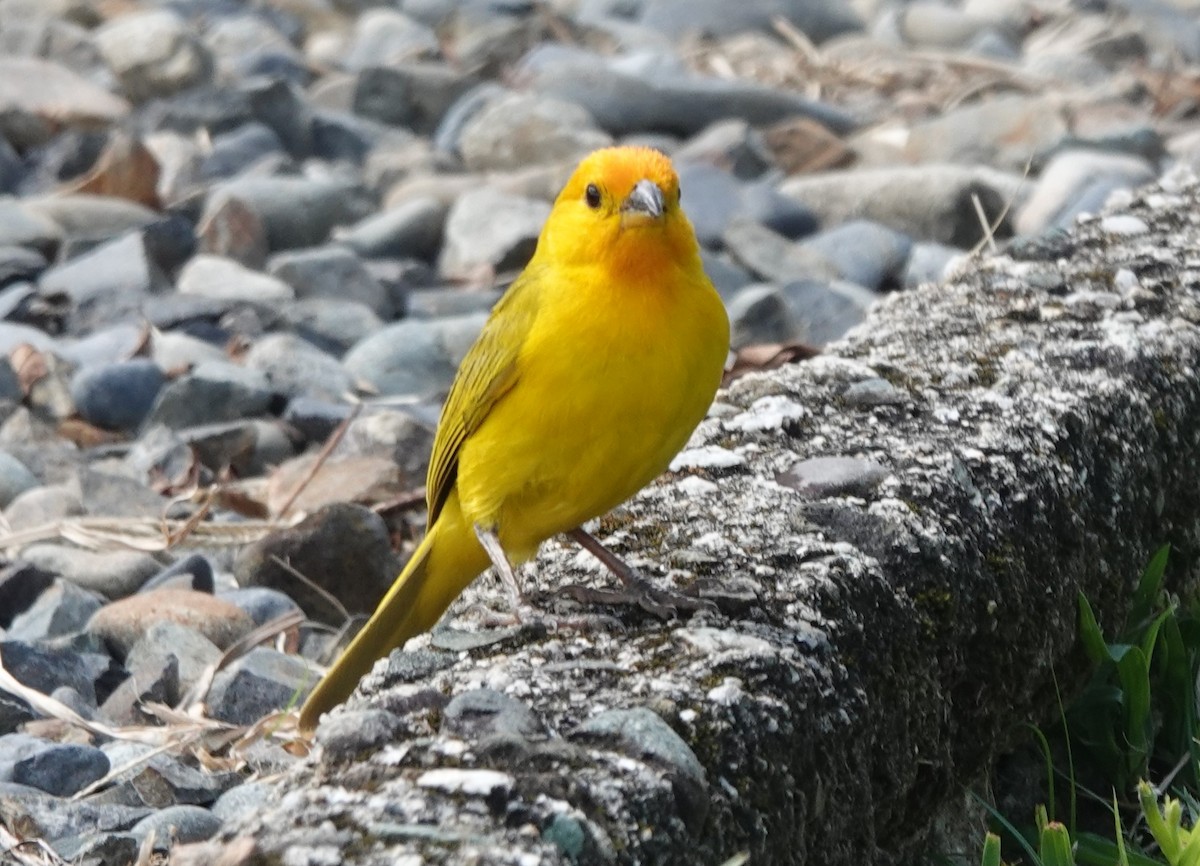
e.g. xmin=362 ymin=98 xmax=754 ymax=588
xmin=473 ymin=524 xmax=526 ymax=612
xmin=561 ymin=527 xmax=713 ymax=619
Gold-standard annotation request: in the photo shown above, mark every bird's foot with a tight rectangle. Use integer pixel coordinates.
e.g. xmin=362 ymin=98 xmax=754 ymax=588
xmin=558 ymin=576 xmax=715 ymax=620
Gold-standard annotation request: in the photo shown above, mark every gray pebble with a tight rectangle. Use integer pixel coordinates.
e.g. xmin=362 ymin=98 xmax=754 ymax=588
xmin=268 ymin=244 xmax=394 ymax=318
xmin=459 ymin=90 xmax=611 ymax=172
xmin=4 ymin=483 xmax=85 ymax=530
xmin=798 ymin=220 xmax=913 ymax=291
xmin=336 ymin=196 xmax=447 ymax=262
xmin=7 ymin=578 xmax=103 ymax=641
xmin=70 ymin=359 xmax=165 ymax=432
xmin=140 ymin=553 xmax=215 ymax=594
xmin=776 ymin=456 xmax=891 ymax=498
xmin=145 ymin=360 xmax=276 ymax=429
xmin=781 ymin=277 xmax=877 ymax=347
xmin=38 ymin=232 xmax=168 ymax=334
xmin=342 ymin=8 xmax=439 ymax=70
xmin=0 ymin=449 xmax=39 ymax=507
xmin=438 ymin=187 xmax=550 ymax=279
xmin=234 ymin=502 xmax=400 ymax=623
xmin=92 ymin=10 xmax=213 ymax=102
xmin=728 ymin=283 xmax=795 ymax=349
xmin=19 ymin=544 xmax=161 ymax=598
xmin=315 ymin=708 xmax=404 ymax=755
xmin=177 ymin=253 xmax=294 ymax=303
xmin=202 ymin=176 xmax=375 ymax=252
xmin=11 ymin=741 xmax=109 ymax=797
xmin=343 ymin=313 xmax=487 ymax=398
xmin=442 ymin=688 xmax=543 ymax=739
xmin=207 ymin=647 xmax=317 ymax=726
xmin=129 ymin=803 xmax=222 ymax=846
xmin=218 ymin=586 xmax=303 ymax=627
xmin=243 ymin=332 xmax=355 ymax=401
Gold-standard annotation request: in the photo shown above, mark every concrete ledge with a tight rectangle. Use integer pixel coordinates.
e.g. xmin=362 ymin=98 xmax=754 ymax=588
xmin=206 ymin=170 xmax=1200 ymax=865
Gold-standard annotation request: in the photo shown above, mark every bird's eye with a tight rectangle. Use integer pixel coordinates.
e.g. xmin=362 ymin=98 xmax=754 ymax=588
xmin=585 ymin=184 xmax=601 ymax=209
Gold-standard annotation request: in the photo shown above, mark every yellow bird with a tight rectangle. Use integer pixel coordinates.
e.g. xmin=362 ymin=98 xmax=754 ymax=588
xmin=298 ymin=146 xmax=730 ymax=731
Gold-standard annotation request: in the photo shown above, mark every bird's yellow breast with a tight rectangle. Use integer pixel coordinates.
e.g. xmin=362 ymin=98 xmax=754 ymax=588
xmin=455 ymin=259 xmax=728 ymax=561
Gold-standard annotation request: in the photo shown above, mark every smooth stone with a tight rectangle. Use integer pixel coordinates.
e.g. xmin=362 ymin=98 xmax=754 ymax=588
xmin=728 ymin=283 xmax=795 ymax=349
xmin=798 ymin=220 xmax=913 ymax=292
xmin=678 ymin=163 xmax=744 ymax=249
xmin=140 ymin=554 xmax=215 ymax=594
xmin=52 ymin=832 xmax=139 ymax=865
xmin=343 ymin=313 xmax=487 ymax=398
xmin=92 ymin=10 xmax=214 ymax=103
xmin=898 ymin=95 xmax=1067 ymax=170
xmin=776 ymin=456 xmax=891 ymax=498
xmin=336 ymin=196 xmax=447 ymax=262
xmin=337 ymin=406 xmax=436 ymax=480
xmin=129 ymin=804 xmax=221 ymax=845
xmin=674 ymin=118 xmax=774 ymax=179
xmin=0 ymin=780 xmax=150 ymax=843
xmin=315 ymin=708 xmax=404 ymax=755
xmin=145 ymin=360 xmax=276 ymax=429
xmin=0 ymin=199 xmax=62 ymax=257
xmin=903 ymin=242 xmax=963 ymax=289
xmin=202 ymin=176 xmax=375 ymax=252
xmin=177 ymin=253 xmax=294 ymax=303
xmin=176 ymin=420 xmax=259 ymax=473
xmin=0 ymin=244 xmax=46 ymax=287
xmin=198 ymin=122 xmax=285 ymax=181
xmin=204 ymin=13 xmax=300 ymax=79
xmin=234 ymin=502 xmax=400 ymax=622
xmin=405 ymin=287 xmax=500 ymax=319
xmin=779 ymin=165 xmax=1024 ymax=247
xmin=281 ymin=298 xmax=385 ymax=355
xmin=3 ymin=484 xmax=85 ymax=531
xmin=6 ymin=579 xmax=103 ymax=641
xmin=281 ymin=396 xmax=355 ymax=444
xmin=459 ymin=90 xmax=611 ymax=172
xmin=739 ymin=179 xmax=819 ymax=241
xmin=218 ymin=587 xmax=303 ymax=627
xmin=722 ymin=218 xmax=835 ymax=284
xmin=57 ymin=324 xmax=145 ymax=368
xmin=86 ymin=588 xmax=254 ymax=659
xmin=268 ymin=245 xmax=393 ymax=318
xmin=210 ymin=779 xmax=273 ymax=823
xmin=433 ymin=80 xmax=507 ymax=155
xmin=239 ymin=77 xmax=313 ymax=160
xmin=1015 ymin=149 xmax=1156 ymax=236
xmin=124 ymin=621 xmax=221 ymax=705
xmin=78 ymin=469 xmax=169 ymax=519
xmin=342 ymin=8 xmax=439 ymax=69
xmin=438 ymin=188 xmax=549 ymax=279
xmin=206 ymin=647 xmax=316 ymax=726
xmin=0 ymin=450 xmax=38 ymax=508
xmin=310 ymin=108 xmax=408 ymax=164
xmin=522 ymin=45 xmax=857 ymax=138
xmin=24 ymin=195 xmax=156 ymax=244
xmin=781 ymin=278 xmax=878 ymax=346
xmin=0 ymin=640 xmax=97 ymax=704
xmin=442 ymin=689 xmax=542 ymax=739
xmin=37 ymin=232 xmax=168 ymax=333
xmin=353 ymin=63 xmax=477 ymax=137
xmin=242 ymin=332 xmax=355 ymax=401
xmin=639 ymin=0 xmax=861 ymax=41
xmin=149 ymin=331 xmax=227 ymax=370
xmin=126 ymin=752 xmax=239 ymax=807
xmin=0 ymin=57 xmax=129 ymax=133
xmin=69 ymin=359 xmax=165 ymax=432
xmin=701 ymin=249 xmax=755 ymax=298
xmin=10 ymin=741 xmax=109 ymax=797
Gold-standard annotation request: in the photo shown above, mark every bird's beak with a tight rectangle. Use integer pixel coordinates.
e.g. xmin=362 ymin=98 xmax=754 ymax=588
xmin=621 ymin=179 xmax=665 ymax=225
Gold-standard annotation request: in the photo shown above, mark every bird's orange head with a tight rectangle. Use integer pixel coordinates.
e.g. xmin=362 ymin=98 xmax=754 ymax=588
xmin=535 ymin=146 xmax=702 ymax=283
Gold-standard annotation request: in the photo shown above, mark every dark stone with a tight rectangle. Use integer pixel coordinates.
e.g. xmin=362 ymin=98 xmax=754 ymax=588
xmin=207 ymin=647 xmax=316 ymax=726
xmin=441 ymin=689 xmax=542 ymax=739
xmin=234 ymin=502 xmax=401 ymax=622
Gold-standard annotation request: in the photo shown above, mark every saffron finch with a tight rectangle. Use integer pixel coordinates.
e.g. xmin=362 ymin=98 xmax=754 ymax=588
xmin=299 ymin=146 xmax=730 ymax=731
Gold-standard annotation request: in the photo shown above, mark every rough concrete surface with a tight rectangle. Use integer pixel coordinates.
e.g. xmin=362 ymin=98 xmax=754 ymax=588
xmin=198 ymin=169 xmax=1200 ymax=865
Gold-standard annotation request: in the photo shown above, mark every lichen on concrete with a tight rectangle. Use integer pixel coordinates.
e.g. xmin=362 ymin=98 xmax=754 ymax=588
xmin=203 ymin=167 xmax=1200 ymax=865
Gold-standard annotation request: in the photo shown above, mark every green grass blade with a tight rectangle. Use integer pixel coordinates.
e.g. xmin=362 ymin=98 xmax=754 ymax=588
xmin=981 ymin=832 xmax=1002 ymax=866
xmin=1130 ymin=545 xmax=1170 ymax=632
xmin=970 ymin=790 xmax=1042 ymax=866
xmin=1040 ymin=822 xmax=1075 ymax=866
xmin=1080 ymin=594 xmax=1115 ymax=664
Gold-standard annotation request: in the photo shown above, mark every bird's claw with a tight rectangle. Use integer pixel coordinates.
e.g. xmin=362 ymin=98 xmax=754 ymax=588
xmin=558 ymin=580 xmax=716 ymax=619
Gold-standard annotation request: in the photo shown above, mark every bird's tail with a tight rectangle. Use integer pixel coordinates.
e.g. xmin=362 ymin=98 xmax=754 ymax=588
xmin=298 ymin=490 xmax=488 ymax=731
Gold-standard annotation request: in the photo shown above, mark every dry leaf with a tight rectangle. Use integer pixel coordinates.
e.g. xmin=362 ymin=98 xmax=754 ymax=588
xmin=57 ymin=418 xmax=125 ymax=448
xmin=762 ymin=116 xmax=855 ymax=175
xmin=61 ymin=132 xmax=161 ymax=209
xmin=10 ymin=343 xmax=48 ymax=397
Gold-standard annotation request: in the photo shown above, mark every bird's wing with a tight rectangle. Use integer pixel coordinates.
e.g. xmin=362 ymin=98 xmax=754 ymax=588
xmin=425 ymin=267 xmax=544 ymax=527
